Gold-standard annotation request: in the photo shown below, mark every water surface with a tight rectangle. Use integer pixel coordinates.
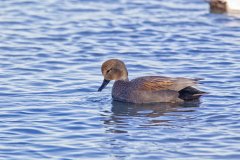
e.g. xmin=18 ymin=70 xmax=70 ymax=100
xmin=0 ymin=0 xmax=240 ymax=159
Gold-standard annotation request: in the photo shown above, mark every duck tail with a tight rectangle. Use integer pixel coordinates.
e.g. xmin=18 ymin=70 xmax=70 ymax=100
xmin=179 ymin=86 xmax=208 ymax=101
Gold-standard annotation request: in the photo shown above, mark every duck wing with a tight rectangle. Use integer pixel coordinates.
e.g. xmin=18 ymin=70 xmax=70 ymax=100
xmin=131 ymin=76 xmax=200 ymax=91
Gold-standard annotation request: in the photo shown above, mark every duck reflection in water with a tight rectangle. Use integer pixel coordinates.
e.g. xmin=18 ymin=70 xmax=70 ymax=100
xmin=103 ymin=100 xmax=201 ymax=134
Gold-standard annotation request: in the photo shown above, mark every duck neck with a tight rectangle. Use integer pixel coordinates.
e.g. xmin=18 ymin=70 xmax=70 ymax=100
xmin=122 ymin=77 xmax=129 ymax=82
xmin=120 ymin=68 xmax=129 ymax=81
xmin=118 ymin=76 xmax=129 ymax=82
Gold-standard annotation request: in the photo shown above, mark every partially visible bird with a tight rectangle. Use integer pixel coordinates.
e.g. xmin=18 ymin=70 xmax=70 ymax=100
xmin=207 ymin=0 xmax=240 ymax=13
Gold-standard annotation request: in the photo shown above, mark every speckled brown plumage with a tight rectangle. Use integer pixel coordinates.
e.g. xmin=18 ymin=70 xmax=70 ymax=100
xmin=208 ymin=0 xmax=227 ymax=13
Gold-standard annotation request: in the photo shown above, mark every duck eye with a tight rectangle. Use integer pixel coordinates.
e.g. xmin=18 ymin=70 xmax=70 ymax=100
xmin=106 ymin=69 xmax=111 ymax=74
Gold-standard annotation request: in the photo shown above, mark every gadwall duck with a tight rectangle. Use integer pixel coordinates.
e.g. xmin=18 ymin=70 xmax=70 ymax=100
xmin=98 ymin=59 xmax=206 ymax=104
xmin=207 ymin=0 xmax=240 ymax=13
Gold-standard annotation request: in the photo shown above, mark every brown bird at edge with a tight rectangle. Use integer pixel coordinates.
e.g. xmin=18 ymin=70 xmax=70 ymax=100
xmin=206 ymin=0 xmax=240 ymax=13
xmin=98 ymin=59 xmax=207 ymax=104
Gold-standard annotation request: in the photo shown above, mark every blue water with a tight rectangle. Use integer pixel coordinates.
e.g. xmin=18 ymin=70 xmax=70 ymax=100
xmin=0 ymin=0 xmax=240 ymax=159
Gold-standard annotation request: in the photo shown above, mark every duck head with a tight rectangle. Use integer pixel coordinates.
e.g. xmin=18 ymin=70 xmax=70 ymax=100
xmin=98 ymin=59 xmax=128 ymax=92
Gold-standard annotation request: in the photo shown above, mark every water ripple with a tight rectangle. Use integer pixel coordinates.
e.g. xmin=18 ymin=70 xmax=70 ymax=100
xmin=0 ymin=0 xmax=240 ymax=159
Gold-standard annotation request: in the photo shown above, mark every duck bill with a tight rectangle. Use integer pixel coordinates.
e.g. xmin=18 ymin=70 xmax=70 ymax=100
xmin=98 ymin=79 xmax=110 ymax=92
